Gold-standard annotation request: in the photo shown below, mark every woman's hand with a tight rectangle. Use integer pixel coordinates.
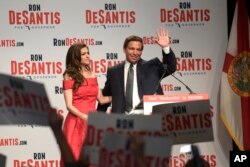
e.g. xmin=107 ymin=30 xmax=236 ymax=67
xmin=80 ymin=113 xmax=88 ymax=122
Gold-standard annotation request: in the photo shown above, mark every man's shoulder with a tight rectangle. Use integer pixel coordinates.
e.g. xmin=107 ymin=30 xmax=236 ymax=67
xmin=142 ymin=57 xmax=161 ymax=66
xmin=108 ymin=62 xmax=124 ymax=71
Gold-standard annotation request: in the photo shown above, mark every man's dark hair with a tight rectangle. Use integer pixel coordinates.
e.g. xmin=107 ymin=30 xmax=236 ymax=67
xmin=123 ymin=35 xmax=144 ymax=51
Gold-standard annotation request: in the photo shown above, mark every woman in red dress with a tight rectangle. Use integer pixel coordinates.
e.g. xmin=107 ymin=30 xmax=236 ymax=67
xmin=62 ymin=43 xmax=111 ymax=162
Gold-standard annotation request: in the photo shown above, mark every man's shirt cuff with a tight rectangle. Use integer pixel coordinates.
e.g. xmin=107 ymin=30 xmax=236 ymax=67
xmin=163 ymin=46 xmax=170 ymax=54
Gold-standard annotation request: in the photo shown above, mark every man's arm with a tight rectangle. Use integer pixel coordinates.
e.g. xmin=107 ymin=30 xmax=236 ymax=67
xmin=97 ymin=68 xmax=112 ymax=112
xmin=162 ymin=48 xmax=176 ymax=75
xmin=156 ymin=27 xmax=177 ymax=75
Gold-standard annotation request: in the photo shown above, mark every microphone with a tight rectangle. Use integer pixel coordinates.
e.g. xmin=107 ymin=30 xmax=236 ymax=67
xmin=163 ymin=64 xmax=195 ymax=94
xmin=135 ymin=63 xmax=195 ymax=110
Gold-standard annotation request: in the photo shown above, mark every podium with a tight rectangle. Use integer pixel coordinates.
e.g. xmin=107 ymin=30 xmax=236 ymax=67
xmin=143 ymin=94 xmax=214 ymax=144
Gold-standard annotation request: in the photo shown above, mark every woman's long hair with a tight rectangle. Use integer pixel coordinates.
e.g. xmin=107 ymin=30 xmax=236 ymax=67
xmin=63 ymin=43 xmax=90 ymax=89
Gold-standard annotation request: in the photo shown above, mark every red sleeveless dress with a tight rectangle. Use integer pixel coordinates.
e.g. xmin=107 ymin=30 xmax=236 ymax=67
xmin=62 ymin=78 xmax=98 ymax=160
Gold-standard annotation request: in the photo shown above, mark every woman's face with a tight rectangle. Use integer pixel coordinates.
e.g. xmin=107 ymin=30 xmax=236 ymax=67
xmin=80 ymin=47 xmax=90 ymax=66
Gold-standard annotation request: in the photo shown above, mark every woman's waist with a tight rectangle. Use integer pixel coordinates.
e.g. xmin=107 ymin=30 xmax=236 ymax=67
xmin=73 ymin=104 xmax=96 ymax=112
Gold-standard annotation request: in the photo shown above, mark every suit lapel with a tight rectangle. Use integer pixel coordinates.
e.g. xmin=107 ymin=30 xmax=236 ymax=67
xmin=118 ymin=63 xmax=125 ymax=94
xmin=136 ymin=60 xmax=143 ymax=99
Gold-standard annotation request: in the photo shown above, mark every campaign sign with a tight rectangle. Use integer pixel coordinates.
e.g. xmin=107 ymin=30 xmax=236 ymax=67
xmin=83 ymin=112 xmax=163 ymax=165
xmin=0 ymin=73 xmax=52 ymax=125
xmin=143 ymin=94 xmax=209 ymax=115
xmin=99 ymin=132 xmax=173 ymax=167
xmin=152 ymin=99 xmax=213 ymax=144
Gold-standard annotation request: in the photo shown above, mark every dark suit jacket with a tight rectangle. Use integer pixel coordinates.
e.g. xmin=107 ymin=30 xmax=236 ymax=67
xmin=98 ymin=48 xmax=176 ymax=113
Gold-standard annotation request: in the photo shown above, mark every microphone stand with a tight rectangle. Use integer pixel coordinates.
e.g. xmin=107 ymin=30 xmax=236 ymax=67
xmin=135 ymin=64 xmax=168 ymax=110
xmin=170 ymin=74 xmax=196 ymax=94
xmin=163 ymin=64 xmax=195 ymax=94
xmin=135 ymin=64 xmax=196 ymax=110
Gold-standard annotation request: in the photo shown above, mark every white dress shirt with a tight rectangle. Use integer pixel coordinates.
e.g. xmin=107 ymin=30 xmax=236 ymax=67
xmin=124 ymin=62 xmax=140 ymax=114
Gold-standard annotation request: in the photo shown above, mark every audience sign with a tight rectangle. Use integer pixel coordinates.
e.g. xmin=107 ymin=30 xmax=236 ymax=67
xmin=84 ymin=112 xmax=163 ymax=165
xmin=99 ymin=132 xmax=173 ymax=167
xmin=0 ymin=73 xmax=52 ymax=125
xmin=153 ymin=99 xmax=214 ymax=144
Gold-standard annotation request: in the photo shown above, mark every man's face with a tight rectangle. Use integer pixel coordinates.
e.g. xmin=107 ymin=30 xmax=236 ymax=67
xmin=124 ymin=41 xmax=143 ymax=64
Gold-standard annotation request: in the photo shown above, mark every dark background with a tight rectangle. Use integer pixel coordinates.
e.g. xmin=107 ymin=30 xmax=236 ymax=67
xmin=227 ymin=0 xmax=249 ymax=36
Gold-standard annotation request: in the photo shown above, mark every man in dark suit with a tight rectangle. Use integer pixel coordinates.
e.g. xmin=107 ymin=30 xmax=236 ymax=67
xmin=98 ymin=28 xmax=176 ymax=114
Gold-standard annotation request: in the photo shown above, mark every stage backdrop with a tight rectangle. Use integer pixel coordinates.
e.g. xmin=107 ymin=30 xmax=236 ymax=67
xmin=0 ymin=0 xmax=232 ymax=167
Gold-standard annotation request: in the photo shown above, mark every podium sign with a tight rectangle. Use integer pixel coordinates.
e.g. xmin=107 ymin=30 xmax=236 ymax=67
xmin=153 ymin=100 xmax=214 ymax=144
xmin=144 ymin=94 xmax=209 ymax=115
xmin=143 ymin=94 xmax=213 ymax=144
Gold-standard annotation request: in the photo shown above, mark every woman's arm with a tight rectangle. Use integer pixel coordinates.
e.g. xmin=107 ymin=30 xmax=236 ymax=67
xmin=63 ymin=74 xmax=87 ymax=121
xmin=63 ymin=89 xmax=87 ymax=121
